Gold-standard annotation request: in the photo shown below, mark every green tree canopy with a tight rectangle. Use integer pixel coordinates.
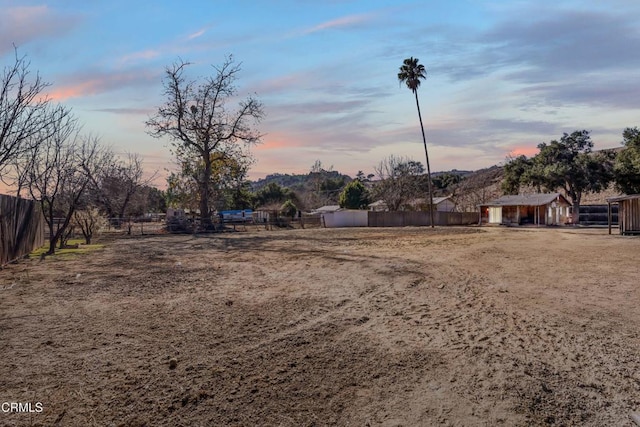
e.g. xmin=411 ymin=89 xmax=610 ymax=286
xmin=255 ymin=182 xmax=298 ymax=207
xmin=501 ymin=130 xmax=614 ymax=223
xmin=165 ymin=151 xmax=252 ymax=212
xmin=432 ymin=172 xmax=463 ymax=192
xmin=280 ymin=199 xmax=298 ymax=218
xmin=501 ymin=155 xmax=534 ymax=194
xmin=613 ymin=127 xmax=640 ymax=194
xmin=338 ymin=180 xmax=370 ymax=209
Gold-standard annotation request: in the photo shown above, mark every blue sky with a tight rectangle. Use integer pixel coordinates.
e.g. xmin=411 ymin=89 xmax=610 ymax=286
xmin=2 ymin=0 xmax=640 ymax=185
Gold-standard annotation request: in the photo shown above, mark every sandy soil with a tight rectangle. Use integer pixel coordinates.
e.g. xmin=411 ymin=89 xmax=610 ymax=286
xmin=1 ymin=226 xmax=640 ymax=426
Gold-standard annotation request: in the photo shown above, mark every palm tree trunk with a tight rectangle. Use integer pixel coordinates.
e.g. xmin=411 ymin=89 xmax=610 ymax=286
xmin=414 ymin=90 xmax=435 ymax=228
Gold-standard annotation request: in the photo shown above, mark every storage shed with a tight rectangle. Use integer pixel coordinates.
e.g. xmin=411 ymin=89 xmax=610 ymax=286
xmin=479 ymin=193 xmax=571 ymax=226
xmin=432 ymin=196 xmax=456 ymax=212
xmin=313 ymin=205 xmax=342 ymax=214
xmin=606 ymin=194 xmax=640 ymax=235
xmin=368 ymin=200 xmax=388 ymax=212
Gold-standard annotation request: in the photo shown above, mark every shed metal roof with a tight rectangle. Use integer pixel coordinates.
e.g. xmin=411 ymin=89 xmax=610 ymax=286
xmin=406 ymin=196 xmax=453 ymax=205
xmin=480 ymin=193 xmax=568 ymax=207
xmin=606 ymin=194 xmax=640 ymax=203
xmin=314 ymin=205 xmax=342 ymax=213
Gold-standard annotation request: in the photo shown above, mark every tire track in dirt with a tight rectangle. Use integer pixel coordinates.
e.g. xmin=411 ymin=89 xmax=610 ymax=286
xmin=3 ymin=227 xmax=640 ymax=426
xmin=376 ymin=249 xmax=640 ymax=426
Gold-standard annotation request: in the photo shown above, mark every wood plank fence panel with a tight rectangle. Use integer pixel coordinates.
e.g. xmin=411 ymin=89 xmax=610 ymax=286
xmin=368 ymin=211 xmax=478 ymax=227
xmin=0 ymin=194 xmax=45 ymax=265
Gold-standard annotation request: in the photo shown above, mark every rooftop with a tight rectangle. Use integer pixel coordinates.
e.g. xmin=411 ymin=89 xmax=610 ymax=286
xmin=481 ymin=193 xmax=567 ymax=207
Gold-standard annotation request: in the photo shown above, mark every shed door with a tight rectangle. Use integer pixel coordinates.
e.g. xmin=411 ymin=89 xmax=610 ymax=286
xmin=488 ymin=207 xmax=502 ymax=224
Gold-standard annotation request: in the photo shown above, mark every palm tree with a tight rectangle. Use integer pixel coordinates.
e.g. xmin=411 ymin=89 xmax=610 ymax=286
xmin=398 ymin=57 xmax=434 ymax=227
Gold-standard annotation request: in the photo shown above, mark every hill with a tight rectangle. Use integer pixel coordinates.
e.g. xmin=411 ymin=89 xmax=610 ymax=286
xmin=251 ymin=171 xmax=352 ymax=209
xmin=251 ymin=171 xmax=352 ymax=192
xmin=249 ymin=146 xmax=623 ymax=211
xmin=446 ymin=162 xmax=620 ymax=210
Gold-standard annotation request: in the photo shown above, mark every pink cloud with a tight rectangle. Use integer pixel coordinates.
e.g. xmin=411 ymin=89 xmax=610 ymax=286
xmin=255 ymin=133 xmax=305 ymax=151
xmin=3 ymin=5 xmax=51 ymax=28
xmin=302 ymin=12 xmax=378 ymax=35
xmin=247 ymin=72 xmax=309 ymax=95
xmin=507 ymin=145 xmax=539 ymax=158
xmin=47 ymin=82 xmax=99 ymax=101
xmin=0 ymin=6 xmax=80 ymax=54
xmin=187 ymin=29 xmax=206 ymax=40
xmin=118 ymin=49 xmax=161 ymax=65
xmin=46 ymin=69 xmax=156 ymax=101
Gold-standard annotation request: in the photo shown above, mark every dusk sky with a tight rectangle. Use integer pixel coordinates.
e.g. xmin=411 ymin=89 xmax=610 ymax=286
xmin=2 ymin=0 xmax=640 ymax=186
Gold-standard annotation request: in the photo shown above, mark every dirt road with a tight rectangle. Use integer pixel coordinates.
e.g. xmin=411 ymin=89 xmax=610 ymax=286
xmin=1 ymin=226 xmax=639 ymax=426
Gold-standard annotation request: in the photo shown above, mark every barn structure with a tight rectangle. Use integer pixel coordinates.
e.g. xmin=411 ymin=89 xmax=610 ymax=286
xmin=479 ymin=193 xmax=571 ymax=226
xmin=607 ymin=194 xmax=640 ymax=235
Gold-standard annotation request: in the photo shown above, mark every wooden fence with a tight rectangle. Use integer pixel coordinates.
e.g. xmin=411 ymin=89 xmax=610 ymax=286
xmin=579 ymin=204 xmax=618 ymax=226
xmin=368 ymin=211 xmax=479 ymax=227
xmin=612 ymin=197 xmax=640 ymax=235
xmin=0 ymin=194 xmax=45 ymax=265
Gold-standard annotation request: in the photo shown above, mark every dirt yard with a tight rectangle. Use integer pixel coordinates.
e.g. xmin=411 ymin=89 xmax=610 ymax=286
xmin=1 ymin=226 xmax=640 ymax=426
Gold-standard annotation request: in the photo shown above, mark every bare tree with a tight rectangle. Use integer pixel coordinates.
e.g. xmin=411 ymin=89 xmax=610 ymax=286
xmin=305 ymin=160 xmax=332 ymax=208
xmin=373 ymin=155 xmax=425 ymax=211
xmin=27 ymin=108 xmax=102 ymax=254
xmin=450 ymin=166 xmax=502 ymax=212
xmin=73 ymin=206 xmax=107 ymax=245
xmin=86 ymin=151 xmax=152 ymax=225
xmin=146 ymin=56 xmax=263 ymax=228
xmin=0 ymin=48 xmax=59 ymax=179
xmin=9 ymin=150 xmax=33 ymax=197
